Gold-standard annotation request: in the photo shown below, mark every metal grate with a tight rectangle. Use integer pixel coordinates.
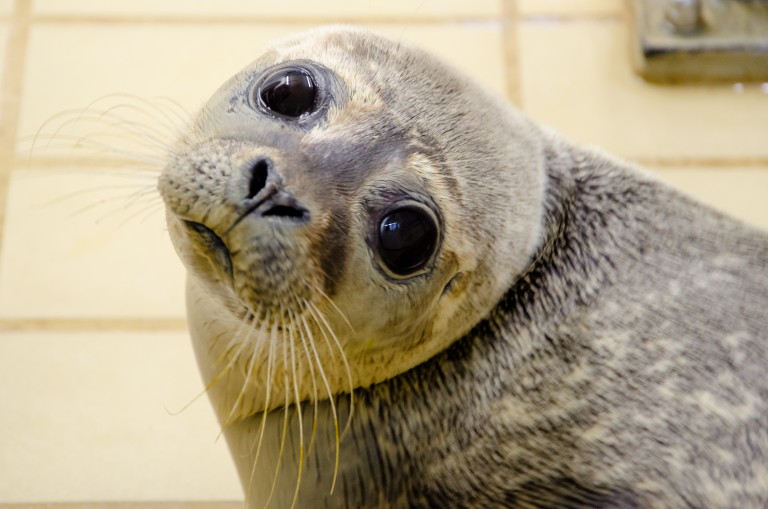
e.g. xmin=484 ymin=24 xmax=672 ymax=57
xmin=630 ymin=0 xmax=768 ymax=83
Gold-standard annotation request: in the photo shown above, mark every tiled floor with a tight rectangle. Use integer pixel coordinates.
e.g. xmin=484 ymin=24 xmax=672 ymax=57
xmin=1 ymin=0 xmax=766 ymax=506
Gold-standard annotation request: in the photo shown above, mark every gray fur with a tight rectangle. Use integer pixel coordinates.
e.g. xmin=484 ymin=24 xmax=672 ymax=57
xmin=159 ymin=27 xmax=768 ymax=508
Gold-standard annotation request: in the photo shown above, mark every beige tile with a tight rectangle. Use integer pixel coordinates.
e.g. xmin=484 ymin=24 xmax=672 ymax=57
xmin=650 ymin=166 xmax=768 ymax=231
xmin=0 ymin=22 xmax=7 ymax=83
xmin=18 ymin=23 xmax=290 ymax=142
xmin=0 ymin=168 xmax=186 ymax=318
xmin=518 ymin=20 xmax=768 ymax=160
xmin=33 ymin=0 xmax=501 ymax=18
xmin=518 ymin=0 xmax=623 ymax=17
xmin=0 ymin=330 xmax=242 ymax=502
xmin=9 ymin=23 xmax=505 ymax=319
xmin=0 ymin=0 xmax=11 ymax=17
xmin=19 ymin=23 xmax=506 ymax=146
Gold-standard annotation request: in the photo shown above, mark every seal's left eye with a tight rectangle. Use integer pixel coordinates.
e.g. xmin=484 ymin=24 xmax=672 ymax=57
xmin=258 ymin=68 xmax=317 ymax=118
xmin=378 ymin=207 xmax=438 ymax=277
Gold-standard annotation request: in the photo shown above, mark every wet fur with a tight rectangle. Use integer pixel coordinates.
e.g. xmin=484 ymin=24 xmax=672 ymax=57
xmin=160 ymin=27 xmax=768 ymax=508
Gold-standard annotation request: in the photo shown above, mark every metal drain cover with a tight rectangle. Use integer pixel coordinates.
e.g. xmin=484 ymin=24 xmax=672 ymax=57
xmin=630 ymin=0 xmax=768 ymax=83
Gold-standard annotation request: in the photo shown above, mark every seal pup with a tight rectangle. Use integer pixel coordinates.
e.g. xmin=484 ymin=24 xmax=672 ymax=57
xmin=158 ymin=26 xmax=768 ymax=508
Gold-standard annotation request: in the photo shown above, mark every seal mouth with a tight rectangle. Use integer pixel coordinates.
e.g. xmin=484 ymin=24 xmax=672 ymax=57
xmin=183 ymin=220 xmax=234 ymax=280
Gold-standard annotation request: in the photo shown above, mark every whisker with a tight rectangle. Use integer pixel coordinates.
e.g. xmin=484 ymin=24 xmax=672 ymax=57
xmin=38 ymin=113 xmax=175 ymax=156
xmin=314 ymin=285 xmax=355 ymax=333
xmin=293 ymin=308 xmax=320 ymax=459
xmin=65 ymin=93 xmax=190 ymax=134
xmin=90 ymin=102 xmax=184 ymax=142
xmin=219 ymin=309 xmax=259 ymax=363
xmin=264 ymin=318 xmax=292 ymax=509
xmin=86 ymin=92 xmax=192 ymax=129
xmin=307 ymin=301 xmax=355 ymax=437
xmin=106 ymin=199 xmax=165 ymax=229
xmin=299 ymin=313 xmax=341 ymax=495
xmin=19 ymin=163 xmax=163 ymax=178
xmin=246 ymin=312 xmax=278 ymax=504
xmin=287 ymin=312 xmax=305 ymax=509
xmin=225 ymin=313 xmax=269 ymax=428
xmin=166 ymin=310 xmax=257 ymax=417
xmin=27 ymin=133 xmax=167 ymax=165
xmin=30 ymin=113 xmax=169 ymax=160
xmin=39 ymin=182 xmax=158 ymax=207
xmin=29 ymin=93 xmax=188 ymax=150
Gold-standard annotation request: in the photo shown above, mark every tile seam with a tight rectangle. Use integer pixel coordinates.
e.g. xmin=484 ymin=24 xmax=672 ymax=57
xmin=31 ymin=14 xmax=503 ymax=25
xmin=0 ymin=503 xmax=243 ymax=509
xmin=518 ymin=13 xmax=624 ymax=23
xmin=25 ymin=14 xmax=627 ymax=25
xmin=0 ymin=0 xmax=31 ymax=260
xmin=501 ymin=0 xmax=521 ymax=106
xmin=0 ymin=317 xmax=188 ymax=332
xmin=631 ymin=157 xmax=768 ymax=169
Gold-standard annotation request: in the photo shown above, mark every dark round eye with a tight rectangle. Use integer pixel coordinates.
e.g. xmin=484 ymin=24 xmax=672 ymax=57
xmin=378 ymin=207 xmax=438 ymax=277
xmin=258 ymin=68 xmax=317 ymax=118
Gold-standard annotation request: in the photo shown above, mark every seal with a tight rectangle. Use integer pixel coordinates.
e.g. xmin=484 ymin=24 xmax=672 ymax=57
xmin=158 ymin=26 xmax=768 ymax=508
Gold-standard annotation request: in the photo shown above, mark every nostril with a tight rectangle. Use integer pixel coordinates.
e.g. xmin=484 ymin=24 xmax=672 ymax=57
xmin=247 ymin=158 xmax=270 ymax=200
xmin=262 ymin=205 xmax=307 ymax=219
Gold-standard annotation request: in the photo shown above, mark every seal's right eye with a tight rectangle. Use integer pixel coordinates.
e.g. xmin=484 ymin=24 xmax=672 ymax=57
xmin=257 ymin=67 xmax=317 ymax=118
xmin=378 ymin=207 xmax=438 ymax=277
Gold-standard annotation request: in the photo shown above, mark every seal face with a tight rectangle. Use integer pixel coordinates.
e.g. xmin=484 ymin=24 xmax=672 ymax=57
xmin=159 ymin=26 xmax=545 ymax=420
xmin=159 ymin=26 xmax=768 ymax=509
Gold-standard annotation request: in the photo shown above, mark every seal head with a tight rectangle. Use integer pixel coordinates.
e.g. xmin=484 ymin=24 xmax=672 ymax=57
xmin=159 ymin=26 xmax=545 ymax=417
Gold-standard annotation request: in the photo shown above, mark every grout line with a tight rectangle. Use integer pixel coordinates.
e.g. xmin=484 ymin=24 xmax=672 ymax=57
xmin=13 ymin=155 xmax=165 ymax=168
xmin=631 ymin=157 xmax=768 ymax=169
xmin=32 ymin=14 xmax=503 ymax=25
xmin=0 ymin=317 xmax=189 ymax=332
xmin=518 ymin=13 xmax=624 ymax=23
xmin=0 ymin=0 xmax=31 ymax=258
xmin=27 ymin=13 xmax=626 ymax=26
xmin=501 ymin=0 xmax=521 ymax=106
xmin=0 ymin=503 xmax=243 ymax=509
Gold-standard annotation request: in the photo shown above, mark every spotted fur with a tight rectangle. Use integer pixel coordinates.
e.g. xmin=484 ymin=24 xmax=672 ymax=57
xmin=159 ymin=27 xmax=768 ymax=508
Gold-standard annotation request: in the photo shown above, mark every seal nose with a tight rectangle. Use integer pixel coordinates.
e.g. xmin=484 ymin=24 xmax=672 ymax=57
xmin=241 ymin=157 xmax=309 ymax=222
xmin=247 ymin=158 xmax=270 ymax=200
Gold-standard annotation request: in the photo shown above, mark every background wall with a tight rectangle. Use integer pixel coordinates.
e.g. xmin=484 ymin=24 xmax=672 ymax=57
xmin=1 ymin=0 xmax=766 ymax=506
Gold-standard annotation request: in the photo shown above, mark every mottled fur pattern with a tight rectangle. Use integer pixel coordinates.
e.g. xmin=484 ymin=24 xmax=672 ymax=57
xmin=160 ymin=27 xmax=768 ymax=508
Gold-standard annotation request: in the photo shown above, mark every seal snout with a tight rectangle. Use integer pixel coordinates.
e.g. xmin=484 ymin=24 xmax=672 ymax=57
xmin=238 ymin=156 xmax=309 ymax=225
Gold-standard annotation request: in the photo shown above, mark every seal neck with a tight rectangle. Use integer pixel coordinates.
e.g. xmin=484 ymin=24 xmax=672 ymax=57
xmin=495 ymin=139 xmax=652 ymax=337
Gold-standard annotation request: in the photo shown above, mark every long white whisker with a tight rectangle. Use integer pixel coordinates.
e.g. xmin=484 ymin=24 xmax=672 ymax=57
xmin=30 ymin=94 xmax=186 ymax=150
xmin=166 ymin=309 xmax=256 ymax=417
xmin=294 ymin=309 xmax=320 ymax=458
xmin=224 ymin=316 xmax=265 ymax=428
xmin=314 ymin=285 xmax=355 ymax=333
xmin=287 ymin=312 xmax=305 ymax=509
xmin=39 ymin=113 xmax=175 ymax=155
xmin=28 ymin=133 xmax=167 ymax=165
xmin=246 ymin=311 xmax=278 ymax=504
xmin=264 ymin=318 xmax=292 ymax=508
xmin=299 ymin=313 xmax=341 ymax=495
xmin=103 ymin=199 xmax=164 ymax=228
xmin=307 ymin=302 xmax=355 ymax=436
xmin=79 ymin=92 xmax=192 ymax=133
xmin=31 ymin=111 xmax=170 ymax=159
xmin=90 ymin=102 xmax=183 ymax=143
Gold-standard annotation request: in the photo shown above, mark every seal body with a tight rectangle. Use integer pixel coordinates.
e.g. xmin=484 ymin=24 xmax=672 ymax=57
xmin=159 ymin=27 xmax=768 ymax=508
